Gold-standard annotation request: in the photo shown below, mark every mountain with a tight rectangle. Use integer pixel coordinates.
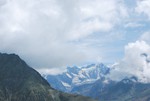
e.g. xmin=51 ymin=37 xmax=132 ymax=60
xmin=71 ymin=78 xmax=115 ymax=99
xmin=45 ymin=63 xmax=150 ymax=101
xmin=45 ymin=63 xmax=110 ymax=96
xmin=0 ymin=53 xmax=96 ymax=101
xmin=98 ymin=77 xmax=150 ymax=101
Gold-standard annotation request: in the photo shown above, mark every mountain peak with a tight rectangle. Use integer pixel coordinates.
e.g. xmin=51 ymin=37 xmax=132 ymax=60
xmin=0 ymin=53 xmax=20 ymax=59
xmin=67 ymin=66 xmax=80 ymax=74
xmin=0 ymin=53 xmax=54 ymax=101
xmin=0 ymin=53 xmax=28 ymax=68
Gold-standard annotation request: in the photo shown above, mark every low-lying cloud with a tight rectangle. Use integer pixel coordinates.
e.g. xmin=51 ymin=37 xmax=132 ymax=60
xmin=109 ymin=40 xmax=150 ymax=83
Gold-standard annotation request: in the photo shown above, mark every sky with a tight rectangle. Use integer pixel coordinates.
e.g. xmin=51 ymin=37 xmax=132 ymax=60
xmin=0 ymin=0 xmax=150 ymax=76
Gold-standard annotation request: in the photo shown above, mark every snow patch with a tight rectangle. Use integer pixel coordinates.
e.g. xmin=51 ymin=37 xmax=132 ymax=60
xmin=61 ymin=81 xmax=71 ymax=88
xmin=66 ymin=73 xmax=72 ymax=78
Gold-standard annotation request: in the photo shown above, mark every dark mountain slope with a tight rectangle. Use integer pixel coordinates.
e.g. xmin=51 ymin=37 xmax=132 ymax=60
xmin=0 ymin=53 xmax=95 ymax=101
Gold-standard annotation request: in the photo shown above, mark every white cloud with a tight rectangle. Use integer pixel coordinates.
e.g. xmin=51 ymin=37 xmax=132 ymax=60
xmin=1 ymin=0 xmax=150 ymax=79
xmin=0 ymin=0 xmax=128 ymax=69
xmin=0 ymin=0 xmax=6 ymax=6
xmin=109 ymin=41 xmax=150 ymax=83
xmin=140 ymin=32 xmax=150 ymax=43
xmin=136 ymin=0 xmax=150 ymax=19
xmin=124 ymin=22 xmax=144 ymax=28
xmin=37 ymin=67 xmax=66 ymax=75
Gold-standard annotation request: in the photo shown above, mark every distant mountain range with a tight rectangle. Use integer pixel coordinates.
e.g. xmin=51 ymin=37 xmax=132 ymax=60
xmin=45 ymin=63 xmax=110 ymax=92
xmin=0 ymin=53 xmax=95 ymax=101
xmin=45 ymin=63 xmax=150 ymax=101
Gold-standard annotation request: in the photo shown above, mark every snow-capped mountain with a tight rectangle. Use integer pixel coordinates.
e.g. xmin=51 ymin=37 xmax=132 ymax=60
xmin=44 ymin=63 xmax=150 ymax=101
xmin=45 ymin=63 xmax=110 ymax=92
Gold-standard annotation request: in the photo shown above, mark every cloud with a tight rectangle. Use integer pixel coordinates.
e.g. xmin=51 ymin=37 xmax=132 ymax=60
xmin=1 ymin=0 xmax=150 ymax=79
xmin=124 ymin=22 xmax=144 ymax=28
xmin=136 ymin=0 xmax=150 ymax=19
xmin=140 ymin=32 xmax=150 ymax=43
xmin=109 ymin=40 xmax=150 ymax=83
xmin=37 ymin=67 xmax=66 ymax=75
xmin=0 ymin=0 xmax=129 ymax=70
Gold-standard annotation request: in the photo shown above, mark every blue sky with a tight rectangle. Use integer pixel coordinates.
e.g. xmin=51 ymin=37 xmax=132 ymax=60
xmin=0 ymin=0 xmax=150 ymax=74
